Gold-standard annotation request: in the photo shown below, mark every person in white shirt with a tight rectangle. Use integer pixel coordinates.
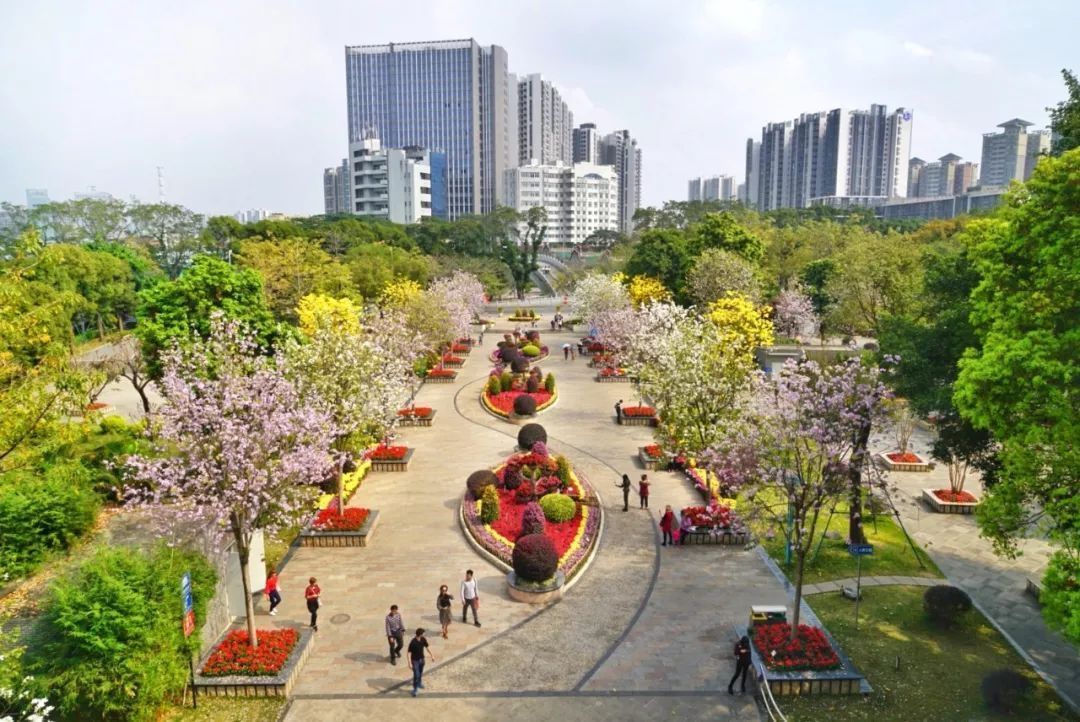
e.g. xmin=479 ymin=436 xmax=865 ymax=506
xmin=460 ymin=569 xmax=480 ymax=627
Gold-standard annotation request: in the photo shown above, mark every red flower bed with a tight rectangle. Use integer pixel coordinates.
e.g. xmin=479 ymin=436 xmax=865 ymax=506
xmin=427 ymin=368 xmax=457 ymax=378
xmin=682 ymin=503 xmax=738 ymax=529
xmin=370 ymin=444 xmax=408 ymax=460
xmin=643 ymin=444 xmax=663 ymax=459
xmin=587 ymin=343 xmax=606 ymax=353
xmin=85 ymin=402 xmax=110 ymax=411
xmin=451 ymin=344 xmax=470 ymax=353
xmin=622 ymin=405 xmax=655 ymax=417
xmin=932 ymin=489 xmax=978 ymax=503
xmin=488 ymin=487 xmax=580 ymax=556
xmin=312 ymin=506 xmax=370 ymax=531
xmin=886 ymin=451 xmax=923 ymax=463
xmin=442 ymin=354 xmax=465 ymax=364
xmin=484 ymin=390 xmax=553 ymax=416
xmin=397 ymin=407 xmax=433 ymax=419
xmin=753 ymin=622 xmax=840 ymax=671
xmin=201 ymin=628 xmax=299 ymax=677
xmin=599 ymin=367 xmax=626 ymax=377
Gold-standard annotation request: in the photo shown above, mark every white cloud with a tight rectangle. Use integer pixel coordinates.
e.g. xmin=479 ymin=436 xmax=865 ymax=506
xmin=903 ymin=41 xmax=935 ymax=58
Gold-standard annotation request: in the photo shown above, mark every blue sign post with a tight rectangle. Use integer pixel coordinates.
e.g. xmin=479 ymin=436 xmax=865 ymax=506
xmin=848 ymin=544 xmax=874 ymax=629
xmin=181 ymin=572 xmax=197 ymax=708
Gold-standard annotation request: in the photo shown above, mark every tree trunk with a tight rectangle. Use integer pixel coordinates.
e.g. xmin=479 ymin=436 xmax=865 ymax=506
xmin=848 ymin=421 xmax=871 ymax=545
xmin=791 ymin=550 xmax=807 ymax=638
xmin=97 ymin=313 xmax=106 ymax=340
xmin=133 ymin=381 xmax=152 ymax=414
xmin=231 ymin=514 xmax=258 ymax=649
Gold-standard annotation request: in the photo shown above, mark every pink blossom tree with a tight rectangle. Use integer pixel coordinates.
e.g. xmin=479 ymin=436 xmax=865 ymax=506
xmin=125 ymin=316 xmax=336 ymax=648
xmin=773 ymin=285 xmax=819 ymax=341
xmin=427 ymin=271 xmax=486 ymax=341
xmin=701 ymin=357 xmax=890 ymax=635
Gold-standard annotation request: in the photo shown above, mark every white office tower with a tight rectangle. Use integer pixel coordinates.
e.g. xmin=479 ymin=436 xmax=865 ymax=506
xmin=518 ymin=74 xmax=574 ymax=166
xmin=599 ymin=130 xmax=642 ymax=234
xmin=979 ymin=119 xmax=1051 ymax=188
xmin=348 ymin=137 xmax=436 ymax=224
xmin=503 ymin=162 xmax=619 ymax=244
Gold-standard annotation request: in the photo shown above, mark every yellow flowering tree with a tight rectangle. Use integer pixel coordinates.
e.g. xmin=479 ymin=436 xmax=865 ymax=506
xmin=706 ymin=293 xmax=774 ymax=363
xmin=297 ymin=294 xmax=360 ymax=338
xmin=379 ymin=278 xmax=424 ymax=309
xmin=627 ymin=275 xmax=671 ymax=308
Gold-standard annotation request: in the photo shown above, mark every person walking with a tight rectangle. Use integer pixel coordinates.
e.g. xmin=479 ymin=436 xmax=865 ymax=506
xmin=408 ymin=628 xmax=435 ymax=697
xmin=659 ymin=505 xmax=675 ymax=546
xmin=616 ymin=474 xmax=632 ymax=512
xmin=728 ymin=635 xmax=752 ymax=694
xmin=265 ymin=569 xmax=281 ymax=615
xmin=569 ymin=344 xmax=575 ymax=361
xmin=385 ymin=604 xmax=405 ymax=665
xmin=563 ymin=342 xmax=570 ymax=360
xmin=679 ymin=509 xmax=694 ymax=545
xmin=460 ymin=570 xmax=481 ymax=626
xmin=436 ymin=585 xmax=454 ymax=639
xmin=639 ymin=474 xmax=650 ymax=509
xmin=614 ymin=399 xmax=623 ymax=423
xmin=304 ymin=577 xmax=321 ymax=631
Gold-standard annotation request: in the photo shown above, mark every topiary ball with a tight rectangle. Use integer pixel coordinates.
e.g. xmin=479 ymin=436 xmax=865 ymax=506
xmin=518 ymin=423 xmax=547 ymax=449
xmin=520 ymin=501 xmax=546 ymax=537
xmin=539 ymin=493 xmax=576 ymax=522
xmin=513 ymin=394 xmax=538 ymax=416
xmin=526 ymin=376 xmax=540 ymax=393
xmin=467 ymin=469 xmax=498 ymax=498
xmin=512 ymin=533 xmax=558 ymax=582
xmin=923 ymin=585 xmax=973 ymax=627
xmin=981 ymin=669 xmax=1032 ymax=713
xmin=503 ymin=467 xmax=523 ymax=490
xmin=522 ymin=344 xmax=541 ymax=357
xmin=511 ymin=358 xmax=530 ymax=374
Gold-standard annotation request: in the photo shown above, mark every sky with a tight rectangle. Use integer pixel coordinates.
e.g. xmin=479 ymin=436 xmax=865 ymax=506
xmin=1 ymin=0 xmax=1076 ymax=216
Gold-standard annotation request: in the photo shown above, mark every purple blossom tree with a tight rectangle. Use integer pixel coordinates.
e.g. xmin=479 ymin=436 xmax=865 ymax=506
xmin=427 ymin=271 xmax=486 ymax=341
xmin=125 ymin=316 xmax=335 ymax=648
xmin=701 ymin=357 xmax=890 ymax=636
xmin=773 ymin=285 xmax=819 ymax=341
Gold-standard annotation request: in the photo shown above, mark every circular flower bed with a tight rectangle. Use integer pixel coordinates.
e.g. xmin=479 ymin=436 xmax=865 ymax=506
xmin=931 ymin=489 xmax=978 ymax=503
xmin=753 ymin=622 xmax=841 ymax=671
xmin=201 ymin=628 xmax=300 ymax=677
xmin=312 ymin=506 xmax=370 ymax=531
xmin=461 ymin=443 xmax=601 ymax=583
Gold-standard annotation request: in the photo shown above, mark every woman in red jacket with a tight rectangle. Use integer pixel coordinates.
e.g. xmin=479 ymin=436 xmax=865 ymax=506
xmin=659 ymin=505 xmax=675 ymax=546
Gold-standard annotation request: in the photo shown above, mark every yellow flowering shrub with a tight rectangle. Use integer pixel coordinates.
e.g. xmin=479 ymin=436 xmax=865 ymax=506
xmin=706 ymin=292 xmax=774 ymax=361
xmin=297 ymin=294 xmax=360 ymax=337
xmin=379 ymin=278 xmax=424 ymax=308
xmin=627 ymin=275 xmax=671 ymax=308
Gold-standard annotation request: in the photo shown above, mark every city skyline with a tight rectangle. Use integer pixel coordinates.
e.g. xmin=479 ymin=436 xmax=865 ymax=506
xmin=0 ymin=1 xmax=1074 ymax=216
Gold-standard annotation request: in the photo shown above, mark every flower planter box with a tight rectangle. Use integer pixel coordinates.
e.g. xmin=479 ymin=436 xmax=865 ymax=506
xmin=194 ymin=628 xmax=314 ymax=698
xmin=922 ymin=488 xmax=979 ymax=514
xmin=877 ymin=451 xmax=934 ymax=472
xmin=639 ymin=448 xmax=662 ymax=470
xmin=681 ymin=528 xmax=750 ymax=545
xmin=440 ymin=360 xmax=465 ymax=368
xmin=371 ymin=447 xmax=414 ymax=472
xmin=299 ymin=509 xmax=380 ymax=547
xmin=619 ymin=416 xmax=655 ymax=427
xmin=397 ymin=409 xmax=436 ymax=427
xmin=596 ymin=374 xmax=632 ymax=383
xmin=424 ymin=373 xmax=457 ymax=384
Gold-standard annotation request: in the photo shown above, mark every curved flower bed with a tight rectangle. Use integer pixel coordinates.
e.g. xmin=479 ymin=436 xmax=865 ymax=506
xmin=753 ymin=622 xmax=841 ymax=671
xmin=482 ymin=389 xmax=556 ymax=418
xmin=461 ymin=450 xmax=601 ymax=582
xmin=201 ymin=629 xmax=300 ymax=677
xmin=488 ymin=346 xmax=550 ymax=363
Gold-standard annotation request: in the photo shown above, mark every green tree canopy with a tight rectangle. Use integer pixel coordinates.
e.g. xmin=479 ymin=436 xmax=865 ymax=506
xmin=687 ymin=211 xmax=763 ymax=263
xmin=235 ymin=236 xmax=353 ymax=321
xmin=624 ymin=228 xmax=692 ymax=298
xmin=344 ymin=242 xmax=436 ymax=299
xmin=1047 ymin=68 xmax=1080 ymax=156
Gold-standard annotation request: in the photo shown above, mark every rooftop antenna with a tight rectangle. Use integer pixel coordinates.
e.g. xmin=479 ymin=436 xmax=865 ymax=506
xmin=156 ymin=166 xmax=166 ymax=203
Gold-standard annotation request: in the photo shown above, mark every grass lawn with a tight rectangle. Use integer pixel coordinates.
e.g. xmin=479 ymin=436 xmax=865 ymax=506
xmin=263 ymin=523 xmax=300 ymax=573
xmin=163 ymin=697 xmax=284 ymax=722
xmin=780 ymin=587 xmax=1074 ymax=721
xmin=761 ymin=503 xmax=941 ymax=584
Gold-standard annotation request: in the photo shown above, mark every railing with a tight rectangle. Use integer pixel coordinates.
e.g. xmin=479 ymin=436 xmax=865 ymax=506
xmin=757 ymin=663 xmax=787 ymax=722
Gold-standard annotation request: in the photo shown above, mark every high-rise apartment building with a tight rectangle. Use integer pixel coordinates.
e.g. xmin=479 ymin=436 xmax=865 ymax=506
xmin=688 ymin=175 xmax=736 ymax=202
xmin=344 ymin=39 xmax=514 ymax=219
xmin=503 ymin=161 xmax=618 ymax=245
xmin=25 ymin=189 xmax=49 ymax=208
xmin=517 ymin=74 xmax=573 ymax=166
xmin=572 ymin=123 xmax=601 ymax=164
xmin=907 ymin=153 xmax=980 ymax=198
xmin=234 ymin=209 xmax=271 ymax=224
xmin=347 ymin=137 xmax=448 ymax=223
xmin=323 ymin=160 xmax=350 ymax=215
xmin=746 ymin=105 xmax=912 ymax=210
xmin=979 ymin=119 xmax=1050 ymax=188
xmin=599 ymin=130 xmax=641 ymax=233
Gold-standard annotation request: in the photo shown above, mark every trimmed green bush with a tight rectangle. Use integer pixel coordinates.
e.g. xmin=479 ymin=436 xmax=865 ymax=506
xmin=98 ymin=415 xmax=131 ymax=435
xmin=28 ymin=544 xmax=216 ymax=722
xmin=500 ymin=371 xmax=513 ymax=392
xmin=512 ymin=533 xmax=558 ymax=582
xmin=521 ymin=344 xmax=541 ymax=358
xmin=981 ymin=668 xmax=1032 ymax=713
xmin=0 ymin=463 xmax=101 ymax=580
xmin=539 ymin=493 xmax=576 ymax=522
xmin=544 ymin=373 xmax=556 ymax=393
xmin=923 ymin=585 xmax=973 ymax=627
xmin=555 ymin=455 xmax=572 ymax=485
xmin=1041 ymin=551 xmax=1080 ymax=644
xmin=481 ymin=485 xmax=500 ymax=523
xmin=467 ymin=469 xmax=498 ymax=498
xmin=487 ymin=375 xmax=502 ymax=396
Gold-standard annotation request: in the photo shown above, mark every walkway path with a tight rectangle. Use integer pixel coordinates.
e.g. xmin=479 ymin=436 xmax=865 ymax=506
xmin=870 ymin=427 xmax=1079 ymax=713
xmin=277 ymin=317 xmax=777 ymax=721
xmin=802 ymin=575 xmax=941 ymax=595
